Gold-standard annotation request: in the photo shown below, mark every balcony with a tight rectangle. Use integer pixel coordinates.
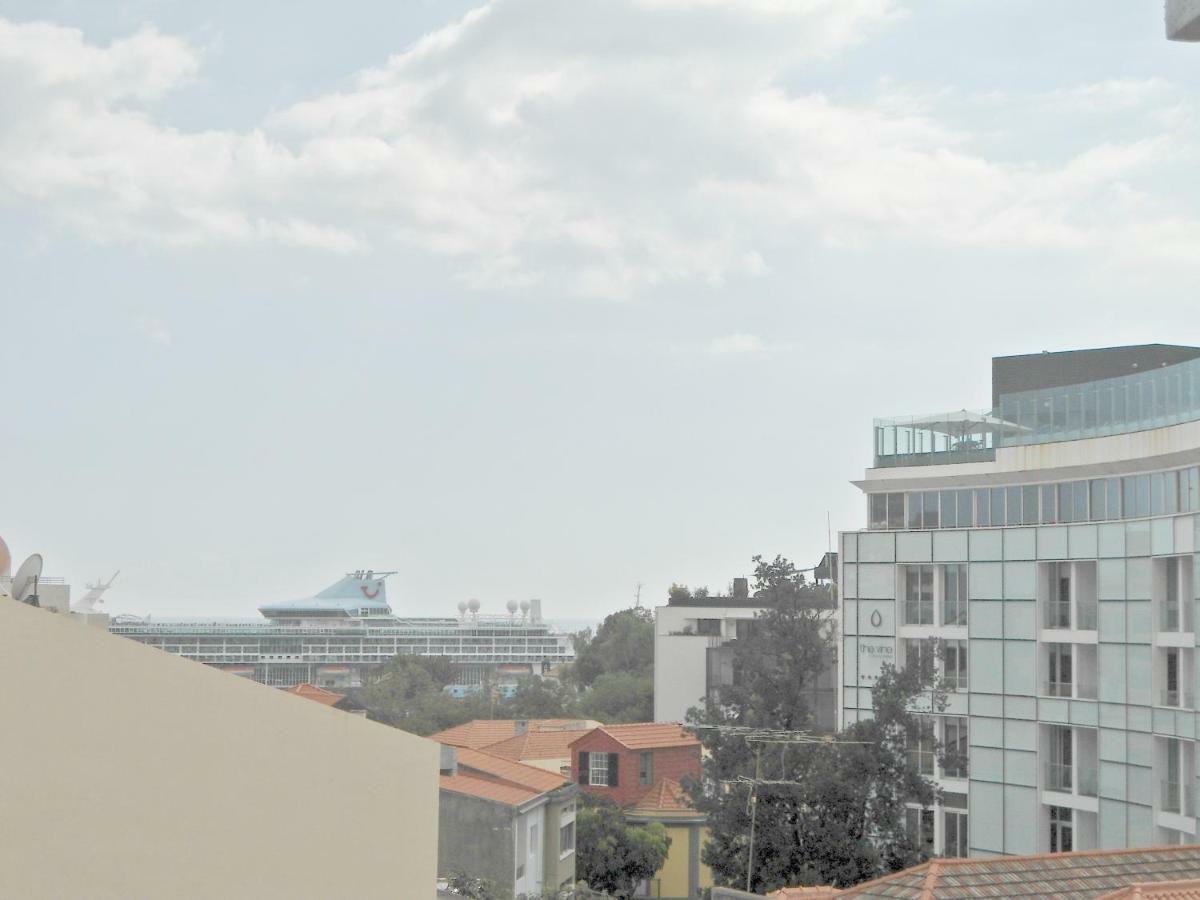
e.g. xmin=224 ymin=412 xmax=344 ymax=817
xmin=1046 ymin=762 xmax=1098 ymax=797
xmin=1045 ymin=602 xmax=1071 ymax=630
xmin=1044 ymin=680 xmax=1096 ymax=700
xmin=1160 ymin=690 xmax=1194 ymax=709
xmin=873 ymin=410 xmax=1003 ymax=468
xmin=1162 ymin=780 xmax=1194 ymax=815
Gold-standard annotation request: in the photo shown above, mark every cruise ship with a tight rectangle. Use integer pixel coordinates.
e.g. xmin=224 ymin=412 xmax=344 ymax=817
xmin=109 ymin=571 xmax=575 ymax=691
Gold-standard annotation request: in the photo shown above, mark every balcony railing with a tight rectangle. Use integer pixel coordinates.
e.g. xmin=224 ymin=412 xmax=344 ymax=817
xmin=1162 ymin=780 xmax=1194 ymax=816
xmin=1077 ymin=603 xmax=1097 ymax=631
xmin=1161 ymin=604 xmax=1189 ymax=633
xmin=942 ymin=603 xmax=968 ymax=627
xmin=903 ymin=602 xmax=934 ymax=627
xmin=1046 ymin=763 xmax=1098 ymax=797
xmin=1045 ymin=681 xmax=1074 ymax=698
xmin=1045 ymin=602 xmax=1072 ymax=629
xmin=1160 ymin=689 xmax=1194 ymax=709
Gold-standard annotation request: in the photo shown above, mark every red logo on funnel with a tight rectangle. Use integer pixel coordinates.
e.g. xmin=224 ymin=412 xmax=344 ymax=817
xmin=361 ymin=584 xmax=380 ymax=599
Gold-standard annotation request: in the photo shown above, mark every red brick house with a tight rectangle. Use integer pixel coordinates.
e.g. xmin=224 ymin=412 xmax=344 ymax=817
xmin=568 ymin=723 xmax=701 ymax=808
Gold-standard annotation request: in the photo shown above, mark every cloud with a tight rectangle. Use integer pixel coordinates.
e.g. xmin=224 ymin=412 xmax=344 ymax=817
xmin=0 ymin=3 xmax=1197 ymax=298
xmin=709 ymin=333 xmax=767 ymax=355
xmin=135 ymin=316 xmax=173 ymax=347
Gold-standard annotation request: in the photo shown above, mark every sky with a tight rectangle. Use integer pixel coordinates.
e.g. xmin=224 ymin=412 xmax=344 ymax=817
xmin=2 ymin=1 xmax=1198 ymax=620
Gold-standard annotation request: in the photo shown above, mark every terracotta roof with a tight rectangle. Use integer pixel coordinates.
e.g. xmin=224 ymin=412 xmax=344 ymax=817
xmin=485 ymin=727 xmax=592 ymax=763
xmin=772 ymin=888 xmax=843 ymax=899
xmin=431 ymin=719 xmax=596 ymax=749
xmin=439 ymin=772 xmax=540 ymax=807
xmin=839 ymin=846 xmax=1200 ymax=899
xmin=570 ymin=722 xmax=701 ymax=751
xmin=627 ymin=778 xmax=698 ymax=814
xmin=453 ymin=747 xmax=572 ymax=794
xmin=283 ymin=683 xmax=345 ymax=707
xmin=1099 ymin=880 xmax=1200 ymax=899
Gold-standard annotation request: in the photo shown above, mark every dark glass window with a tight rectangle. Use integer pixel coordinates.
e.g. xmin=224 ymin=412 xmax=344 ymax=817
xmin=1022 ymin=485 xmax=1039 ymax=525
xmin=1006 ymin=486 xmax=1022 ymax=526
xmin=908 ymin=492 xmax=923 ymax=530
xmin=956 ymin=490 xmax=973 ymax=527
xmin=989 ymin=488 xmax=1005 ymax=527
xmin=870 ymin=495 xmax=887 ymax=529
xmin=1041 ymin=484 xmax=1057 ymax=524
xmin=1090 ymin=480 xmax=1106 ymax=521
xmin=940 ymin=491 xmax=957 ymax=529
xmin=888 ymin=493 xmax=906 ymax=529
xmin=974 ymin=489 xmax=990 ymax=527
xmin=922 ymin=492 xmax=939 ymax=529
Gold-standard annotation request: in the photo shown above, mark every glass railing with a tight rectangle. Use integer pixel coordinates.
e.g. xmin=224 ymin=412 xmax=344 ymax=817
xmin=942 ymin=604 xmax=968 ymax=627
xmin=1161 ymin=604 xmax=1187 ymax=632
xmin=1077 ymin=603 xmax=1098 ymax=631
xmin=1045 ymin=602 xmax=1072 ymax=629
xmin=998 ymin=355 xmax=1200 ymax=448
xmin=903 ymin=602 xmax=934 ymax=627
xmin=873 ymin=356 xmax=1200 ymax=467
xmin=1045 ymin=682 xmax=1074 ymax=699
xmin=1160 ymin=690 xmax=1194 ymax=709
xmin=1162 ymin=780 xmax=1193 ymax=815
xmin=1046 ymin=762 xmax=1073 ymax=792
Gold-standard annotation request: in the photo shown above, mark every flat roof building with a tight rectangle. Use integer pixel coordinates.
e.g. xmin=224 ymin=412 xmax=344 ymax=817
xmin=841 ymin=345 xmax=1200 ymax=859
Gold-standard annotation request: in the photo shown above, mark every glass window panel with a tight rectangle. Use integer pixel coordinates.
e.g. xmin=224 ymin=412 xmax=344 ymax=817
xmin=888 ymin=493 xmax=906 ymax=529
xmin=1066 ymin=392 xmax=1081 ymax=432
xmin=1006 ymin=486 xmax=1022 ymax=526
xmin=1165 ymin=471 xmax=1179 ymax=515
xmin=957 ymin=490 xmax=973 ymax=527
xmin=908 ymin=492 xmax=923 ymax=530
xmin=1022 ymin=485 xmax=1039 ymax=525
xmin=1053 ymin=393 xmax=1067 ymax=432
xmin=1090 ymin=480 xmax=1106 ymax=521
xmin=1037 ymin=397 xmax=1053 ymax=432
xmin=990 ymin=488 xmax=1006 ymax=527
xmin=1058 ymin=483 xmax=1075 ymax=524
xmin=940 ymin=491 xmax=957 ymax=529
xmin=1151 ymin=473 xmax=1165 ymax=516
xmin=1123 ymin=478 xmax=1136 ymax=520
xmin=1098 ymin=388 xmax=1112 ymax=429
xmin=1113 ymin=384 xmax=1126 ymax=424
xmin=870 ymin=495 xmax=887 ymax=529
xmin=1136 ymin=475 xmax=1151 ymax=518
xmin=1083 ymin=390 xmax=1098 ymax=431
xmin=923 ymin=492 xmax=939 ymax=529
xmin=1129 ymin=382 xmax=1143 ymax=423
xmin=1041 ymin=484 xmax=1057 ymax=524
xmin=975 ymin=489 xmax=990 ymax=527
xmin=1074 ymin=482 xmax=1088 ymax=522
xmin=1107 ymin=478 xmax=1121 ymax=520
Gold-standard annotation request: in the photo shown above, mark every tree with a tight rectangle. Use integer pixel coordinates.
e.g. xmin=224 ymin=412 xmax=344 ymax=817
xmin=578 ymin=671 xmax=653 ymax=723
xmin=576 ymin=795 xmax=671 ymax=898
xmin=569 ymin=607 xmax=653 ymax=689
xmin=506 ymin=675 xmax=580 ymax=719
xmin=688 ymin=554 xmax=945 ymax=893
xmin=352 ymin=654 xmax=489 ymax=736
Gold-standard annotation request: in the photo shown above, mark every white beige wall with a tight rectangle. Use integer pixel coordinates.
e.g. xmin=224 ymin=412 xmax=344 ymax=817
xmin=0 ymin=600 xmax=439 ymax=899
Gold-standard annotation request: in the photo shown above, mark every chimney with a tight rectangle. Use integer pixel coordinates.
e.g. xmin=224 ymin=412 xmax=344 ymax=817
xmin=515 ymin=720 xmax=529 ymax=735
xmin=732 ymin=578 xmax=749 ymax=601
xmin=529 ymin=598 xmax=543 ymax=623
xmin=439 ymin=744 xmax=458 ymax=776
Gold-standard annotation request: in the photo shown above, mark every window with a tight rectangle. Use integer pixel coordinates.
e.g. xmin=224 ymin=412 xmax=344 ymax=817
xmin=905 ymin=807 xmax=934 ymax=855
xmin=695 ymin=619 xmax=721 ymax=637
xmin=1041 ymin=483 xmax=1057 ymax=524
xmin=1047 ymin=563 xmax=1071 ymax=629
xmin=943 ymin=718 xmax=969 ymax=778
xmin=1049 ymin=806 xmax=1073 ymax=853
xmin=639 ymin=751 xmax=653 ymax=787
xmin=1165 ymin=561 xmax=1181 ymax=632
xmin=870 ymin=494 xmax=887 ymax=529
xmin=904 ymin=566 xmax=934 ymax=625
xmin=1165 ymin=648 xmax=1180 ymax=707
xmin=974 ymin=489 xmax=990 ymax=527
xmin=944 ymin=810 xmax=968 ymax=858
xmin=907 ymin=717 xmax=935 ymax=776
xmin=1022 ymin=484 xmax=1039 ymax=525
xmin=888 ymin=493 xmax=905 ymax=529
xmin=1047 ymin=644 xmax=1073 ymax=697
xmin=905 ymin=638 xmax=935 ymax=676
xmin=587 ymin=752 xmax=608 ymax=786
xmin=943 ymin=641 xmax=968 ymax=693
xmin=1006 ymin=486 xmax=1022 ymax=526
xmin=560 ymin=821 xmax=575 ymax=855
xmin=956 ymin=490 xmax=972 ymax=528
xmin=516 ymin=818 xmax=527 ymax=878
xmin=989 ymin=487 xmax=1005 ymax=527
xmin=942 ymin=564 xmax=968 ymax=626
xmin=1047 ymin=725 xmax=1073 ymax=792
xmin=940 ymin=491 xmax=957 ymax=529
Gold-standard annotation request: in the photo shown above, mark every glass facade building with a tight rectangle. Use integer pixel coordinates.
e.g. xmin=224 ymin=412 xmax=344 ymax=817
xmin=841 ymin=345 xmax=1200 ymax=859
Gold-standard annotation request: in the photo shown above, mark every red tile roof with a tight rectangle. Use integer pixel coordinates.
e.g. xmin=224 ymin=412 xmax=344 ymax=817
xmin=439 ymin=773 xmax=540 ymax=807
xmin=453 ymin=747 xmax=572 ymax=795
xmin=627 ymin=778 xmax=696 ymax=814
xmin=772 ymin=888 xmax=843 ymax=899
xmin=431 ymin=719 xmax=596 ymax=750
xmin=570 ymin=722 xmax=700 ymax=751
xmin=484 ymin=727 xmax=592 ymax=763
xmin=282 ymin=683 xmax=345 ymax=707
xmin=838 ymin=845 xmax=1200 ymax=898
xmin=1100 ymin=881 xmax=1200 ymax=899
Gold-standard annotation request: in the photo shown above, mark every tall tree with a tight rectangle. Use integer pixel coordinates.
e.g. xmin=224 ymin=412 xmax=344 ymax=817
xmin=688 ymin=554 xmax=945 ymax=892
xmin=569 ymin=607 xmax=654 ymax=689
xmin=576 ymin=795 xmax=671 ymax=898
xmin=353 ymin=654 xmax=489 ymax=735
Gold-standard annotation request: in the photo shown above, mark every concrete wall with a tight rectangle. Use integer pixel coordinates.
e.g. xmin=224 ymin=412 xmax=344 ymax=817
xmin=542 ymin=793 xmax=577 ymax=891
xmin=438 ymin=792 xmax=516 ymax=892
xmin=0 ymin=600 xmax=439 ymax=899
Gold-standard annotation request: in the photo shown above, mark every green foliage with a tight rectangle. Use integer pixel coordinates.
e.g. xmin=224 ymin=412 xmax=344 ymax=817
xmin=578 ymin=671 xmax=653 ymax=723
xmin=688 ymin=554 xmax=944 ymax=893
xmin=576 ymin=795 xmax=672 ymax=898
xmin=352 ymin=654 xmax=490 ymax=736
xmin=506 ymin=675 xmax=580 ymax=719
xmin=570 ymin=607 xmax=654 ymax=689
xmin=445 ymin=872 xmax=510 ymax=899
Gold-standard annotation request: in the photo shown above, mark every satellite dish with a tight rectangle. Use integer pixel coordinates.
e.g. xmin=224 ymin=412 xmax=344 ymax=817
xmin=506 ymin=600 xmax=519 ymax=615
xmin=467 ymin=598 xmax=481 ymax=615
xmin=11 ymin=553 xmax=43 ymax=606
xmin=519 ymin=600 xmax=531 ymax=614
xmin=457 ymin=600 xmax=468 ymax=616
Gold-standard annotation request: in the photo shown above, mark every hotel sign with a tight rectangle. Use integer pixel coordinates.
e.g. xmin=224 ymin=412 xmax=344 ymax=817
xmin=857 ymin=637 xmax=895 ymax=684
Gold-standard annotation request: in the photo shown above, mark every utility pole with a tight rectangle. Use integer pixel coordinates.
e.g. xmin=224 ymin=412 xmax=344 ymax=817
xmin=745 ymin=743 xmax=762 ymax=892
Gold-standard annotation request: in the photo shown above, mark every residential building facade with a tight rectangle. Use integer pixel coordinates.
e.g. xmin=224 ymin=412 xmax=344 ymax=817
xmin=438 ymin=745 xmax=578 ymax=896
xmin=840 ymin=345 xmax=1200 ymax=859
xmin=654 ymin=577 xmax=837 ymax=731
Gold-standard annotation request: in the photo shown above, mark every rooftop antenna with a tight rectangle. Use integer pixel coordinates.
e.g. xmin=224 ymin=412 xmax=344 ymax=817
xmin=11 ymin=554 xmax=43 ymax=607
xmin=635 ymin=582 xmax=642 ymax=608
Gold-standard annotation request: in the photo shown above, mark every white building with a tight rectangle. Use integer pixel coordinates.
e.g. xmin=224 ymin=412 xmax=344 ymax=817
xmin=841 ymin=344 xmax=1200 ymax=859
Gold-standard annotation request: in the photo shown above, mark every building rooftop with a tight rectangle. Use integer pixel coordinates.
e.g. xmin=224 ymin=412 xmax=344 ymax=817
xmin=1099 ymin=880 xmax=1200 ymax=899
xmin=439 ymin=772 xmax=542 ymax=807
xmin=484 ymin=725 xmax=597 ymax=764
xmin=453 ymin=746 xmax=573 ymax=795
xmin=283 ymin=683 xmax=346 ymax=707
xmin=626 ymin=777 xmax=700 ymax=817
xmin=571 ymin=722 xmax=701 ymax=751
xmin=830 ymin=845 xmax=1200 ymax=899
xmin=431 ymin=718 xmax=598 ymax=750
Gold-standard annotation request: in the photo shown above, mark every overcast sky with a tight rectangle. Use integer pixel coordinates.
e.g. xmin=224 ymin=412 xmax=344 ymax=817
xmin=2 ymin=1 xmax=1198 ymax=620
